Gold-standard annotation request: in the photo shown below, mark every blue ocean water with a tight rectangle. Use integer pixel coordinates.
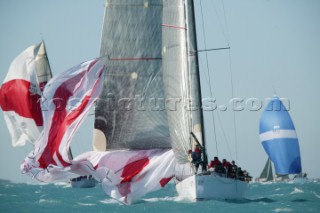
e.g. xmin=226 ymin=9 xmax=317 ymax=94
xmin=1 ymin=179 xmax=319 ymax=213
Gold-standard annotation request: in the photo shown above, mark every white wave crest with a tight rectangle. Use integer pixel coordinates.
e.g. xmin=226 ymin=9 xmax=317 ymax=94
xmin=273 ymin=208 xmax=293 ymax=212
xmin=290 ymin=187 xmax=304 ymax=194
xmin=78 ymin=202 xmax=96 ymax=206
xmin=270 ymin=193 xmax=284 ymax=197
xmin=39 ymin=198 xmax=60 ymax=205
xmin=143 ymin=196 xmax=182 ymax=203
xmin=314 ymin=192 xmax=320 ymax=199
xmin=100 ymin=199 xmax=120 ymax=205
xmin=53 ymin=182 xmax=70 ymax=188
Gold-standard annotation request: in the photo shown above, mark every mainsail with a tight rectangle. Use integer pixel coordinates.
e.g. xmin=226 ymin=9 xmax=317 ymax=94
xmin=259 ymin=96 xmax=302 ymax=175
xmin=94 ymin=0 xmax=171 ymax=150
xmin=0 ymin=41 xmax=52 ymax=146
xmin=95 ymin=0 xmax=206 ymax=181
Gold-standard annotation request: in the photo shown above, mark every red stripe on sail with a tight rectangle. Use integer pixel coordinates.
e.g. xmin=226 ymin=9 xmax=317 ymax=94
xmin=117 ymin=157 xmax=150 ymax=198
xmin=159 ymin=176 xmax=173 ymax=187
xmin=38 ymin=60 xmax=100 ymax=168
xmin=120 ymin=158 xmax=150 ymax=183
xmin=0 ymin=79 xmax=43 ymax=126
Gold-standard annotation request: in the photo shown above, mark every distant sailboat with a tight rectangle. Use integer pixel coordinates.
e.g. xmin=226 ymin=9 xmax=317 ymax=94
xmin=0 ymin=41 xmax=52 ymax=146
xmin=256 ymin=158 xmax=273 ymax=182
xmin=256 ymin=158 xmax=290 ymax=183
xmin=259 ymin=96 xmax=305 ymax=182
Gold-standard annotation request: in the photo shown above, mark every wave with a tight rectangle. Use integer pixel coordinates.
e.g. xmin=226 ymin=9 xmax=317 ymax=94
xmin=100 ymin=199 xmax=120 ymax=205
xmin=77 ymin=202 xmax=96 ymax=206
xmin=143 ymin=196 xmax=183 ymax=203
xmin=313 ymin=192 xmax=320 ymax=199
xmin=290 ymin=187 xmax=304 ymax=194
xmin=273 ymin=207 xmax=293 ymax=212
xmin=39 ymin=198 xmax=60 ymax=205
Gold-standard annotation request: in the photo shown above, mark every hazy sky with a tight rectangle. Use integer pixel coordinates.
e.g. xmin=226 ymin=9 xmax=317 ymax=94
xmin=0 ymin=0 xmax=319 ymax=183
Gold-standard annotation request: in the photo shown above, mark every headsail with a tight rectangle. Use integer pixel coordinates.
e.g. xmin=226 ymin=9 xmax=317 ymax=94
xmin=259 ymin=96 xmax=301 ymax=175
xmin=162 ymin=0 xmax=205 ymax=165
xmin=94 ymin=0 xmax=171 ymax=150
xmin=0 ymin=41 xmax=52 ymax=146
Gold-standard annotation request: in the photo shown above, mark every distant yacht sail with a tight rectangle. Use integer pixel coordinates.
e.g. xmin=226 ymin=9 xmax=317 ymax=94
xmin=257 ymin=158 xmax=274 ymax=182
xmin=0 ymin=41 xmax=52 ymax=146
xmin=259 ymin=96 xmax=302 ymax=175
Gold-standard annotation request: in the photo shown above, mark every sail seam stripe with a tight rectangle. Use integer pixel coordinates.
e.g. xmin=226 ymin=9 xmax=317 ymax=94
xmin=161 ymin=24 xmax=186 ymax=30
xmin=110 ymin=58 xmax=162 ymax=61
xmin=105 ymin=3 xmax=163 ymax=7
xmin=260 ymin=130 xmax=297 ymax=142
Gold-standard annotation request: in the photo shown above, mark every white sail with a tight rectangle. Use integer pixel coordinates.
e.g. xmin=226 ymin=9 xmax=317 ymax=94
xmin=168 ymin=0 xmax=248 ymax=200
xmin=21 ymin=59 xmax=105 ymax=171
xmin=162 ymin=0 xmax=205 ymax=166
xmin=0 ymin=41 xmax=52 ymax=146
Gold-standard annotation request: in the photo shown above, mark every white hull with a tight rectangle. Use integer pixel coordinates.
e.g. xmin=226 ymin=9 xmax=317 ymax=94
xmin=176 ymin=172 xmax=248 ymax=201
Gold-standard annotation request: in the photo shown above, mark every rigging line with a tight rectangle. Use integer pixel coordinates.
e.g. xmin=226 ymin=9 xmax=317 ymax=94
xmin=228 ymin=47 xmax=238 ymax=163
xmin=214 ymin=108 xmax=233 ymax=159
xmin=210 ymin=0 xmax=229 ymax=45
xmin=199 ymin=0 xmax=218 ymax=157
xmin=221 ymin=0 xmax=231 ymax=44
xmin=198 ymin=56 xmax=233 ymax=160
xmin=220 ymin=0 xmax=239 ymax=162
xmin=198 ymin=56 xmax=224 ymax=158
xmin=196 ymin=47 xmax=230 ymax=52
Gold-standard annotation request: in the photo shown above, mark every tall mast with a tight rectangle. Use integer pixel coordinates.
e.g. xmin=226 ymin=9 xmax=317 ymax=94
xmin=189 ymin=0 xmax=207 ymax=167
xmin=185 ymin=0 xmax=208 ymax=168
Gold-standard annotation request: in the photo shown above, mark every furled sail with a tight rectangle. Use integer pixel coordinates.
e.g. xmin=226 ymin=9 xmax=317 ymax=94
xmin=259 ymin=96 xmax=302 ymax=175
xmin=0 ymin=41 xmax=52 ymax=146
xmin=162 ymin=0 xmax=205 ymax=164
xmin=94 ymin=0 xmax=171 ymax=150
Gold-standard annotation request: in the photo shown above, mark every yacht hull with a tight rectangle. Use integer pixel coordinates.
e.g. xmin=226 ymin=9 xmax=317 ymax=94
xmin=176 ymin=172 xmax=248 ymax=200
xmin=70 ymin=177 xmax=98 ymax=188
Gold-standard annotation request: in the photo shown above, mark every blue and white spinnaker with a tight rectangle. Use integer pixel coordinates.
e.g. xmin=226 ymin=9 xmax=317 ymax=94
xmin=259 ymin=96 xmax=301 ymax=175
